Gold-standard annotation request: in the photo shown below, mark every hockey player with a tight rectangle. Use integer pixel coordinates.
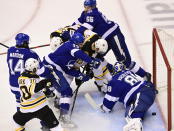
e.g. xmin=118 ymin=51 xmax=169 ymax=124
xmin=80 ymin=30 xmax=112 ymax=93
xmin=13 ymin=58 xmax=64 ymax=131
xmin=100 ymin=62 xmax=157 ymax=131
xmin=49 ymin=25 xmax=80 ymax=51
xmin=43 ymin=32 xmax=101 ymax=128
xmin=7 ymin=33 xmax=44 ymax=111
xmin=50 ymin=27 xmax=113 ymax=93
xmin=73 ymin=0 xmax=151 ymax=82
xmin=6 ymin=33 xmax=62 ymax=130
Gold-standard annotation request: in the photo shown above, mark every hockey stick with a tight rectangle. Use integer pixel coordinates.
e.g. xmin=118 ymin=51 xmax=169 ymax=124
xmin=70 ymin=67 xmax=86 ymax=118
xmin=30 ymin=44 xmax=49 ymax=49
xmin=0 ymin=43 xmax=50 ymax=56
xmin=84 ymin=93 xmax=100 ymax=110
xmin=0 ymin=43 xmax=9 ymax=48
xmin=70 ymin=81 xmax=83 ymax=118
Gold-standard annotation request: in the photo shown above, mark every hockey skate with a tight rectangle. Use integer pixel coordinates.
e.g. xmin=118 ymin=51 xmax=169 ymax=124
xmin=59 ymin=113 xmax=76 ymax=128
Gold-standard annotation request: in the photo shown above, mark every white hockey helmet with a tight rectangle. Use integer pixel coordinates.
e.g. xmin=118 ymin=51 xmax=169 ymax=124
xmin=50 ymin=36 xmax=63 ymax=51
xmin=25 ymin=58 xmax=39 ymax=72
xmin=94 ymin=39 xmax=108 ymax=54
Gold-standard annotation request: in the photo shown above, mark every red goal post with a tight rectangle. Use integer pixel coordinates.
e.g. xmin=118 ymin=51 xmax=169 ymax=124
xmin=152 ymin=28 xmax=174 ymax=131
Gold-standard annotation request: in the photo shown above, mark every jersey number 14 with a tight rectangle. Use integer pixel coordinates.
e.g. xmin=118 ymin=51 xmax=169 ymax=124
xmin=8 ymin=59 xmax=24 ymax=75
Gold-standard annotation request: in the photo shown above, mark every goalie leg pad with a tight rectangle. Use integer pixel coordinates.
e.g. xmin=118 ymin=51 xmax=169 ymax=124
xmin=123 ymin=118 xmax=143 ymax=131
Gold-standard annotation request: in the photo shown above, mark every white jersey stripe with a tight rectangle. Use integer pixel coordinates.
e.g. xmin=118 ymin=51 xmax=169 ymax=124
xmin=71 ymin=49 xmax=80 ymax=57
xmin=82 ymin=23 xmax=94 ymax=30
xmin=44 ymin=55 xmax=64 ymax=73
xmin=124 ymin=81 xmax=143 ymax=107
xmin=105 ymin=94 xmax=119 ymax=102
xmin=102 ymin=24 xmax=118 ymax=39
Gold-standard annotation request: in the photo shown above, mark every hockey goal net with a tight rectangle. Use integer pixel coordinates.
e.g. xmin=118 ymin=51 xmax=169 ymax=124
xmin=153 ymin=28 xmax=174 ymax=131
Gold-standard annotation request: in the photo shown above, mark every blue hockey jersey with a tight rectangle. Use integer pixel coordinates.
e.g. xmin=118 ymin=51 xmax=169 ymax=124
xmin=7 ymin=46 xmax=48 ymax=87
xmin=74 ymin=8 xmax=119 ymax=39
xmin=43 ymin=41 xmax=93 ymax=77
xmin=105 ymin=70 xmax=147 ymax=107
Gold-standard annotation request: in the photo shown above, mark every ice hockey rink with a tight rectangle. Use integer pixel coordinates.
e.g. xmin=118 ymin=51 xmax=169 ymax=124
xmin=0 ymin=0 xmax=173 ymax=130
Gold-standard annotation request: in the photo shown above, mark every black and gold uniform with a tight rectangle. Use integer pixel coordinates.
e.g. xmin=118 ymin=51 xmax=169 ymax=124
xmin=13 ymin=71 xmax=59 ymax=130
xmin=50 ymin=25 xmax=80 ymax=42
xmin=18 ymin=71 xmax=49 ymax=113
xmin=82 ymin=29 xmax=100 ymax=57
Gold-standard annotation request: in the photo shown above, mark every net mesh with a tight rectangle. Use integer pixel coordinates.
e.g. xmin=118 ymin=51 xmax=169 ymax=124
xmin=154 ymin=28 xmax=174 ymax=130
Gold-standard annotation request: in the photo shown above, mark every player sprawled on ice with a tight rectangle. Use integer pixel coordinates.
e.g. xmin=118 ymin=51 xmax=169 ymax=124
xmin=50 ymin=25 xmax=112 ymax=93
xmin=73 ymin=0 xmax=151 ymax=82
xmin=43 ymin=32 xmax=101 ymax=128
xmin=13 ymin=58 xmax=65 ymax=131
xmin=100 ymin=62 xmax=157 ymax=131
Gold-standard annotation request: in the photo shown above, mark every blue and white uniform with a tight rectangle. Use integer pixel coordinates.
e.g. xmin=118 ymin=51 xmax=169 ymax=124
xmin=44 ymin=41 xmax=92 ymax=77
xmin=7 ymin=46 xmax=57 ymax=110
xmin=43 ymin=39 xmax=95 ymax=112
xmin=102 ymin=70 xmax=156 ymax=119
xmin=6 ymin=46 xmax=47 ymax=108
xmin=74 ymin=7 xmax=149 ymax=78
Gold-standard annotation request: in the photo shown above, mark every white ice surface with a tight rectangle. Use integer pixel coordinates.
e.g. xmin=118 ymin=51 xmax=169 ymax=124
xmin=0 ymin=0 xmax=171 ymax=130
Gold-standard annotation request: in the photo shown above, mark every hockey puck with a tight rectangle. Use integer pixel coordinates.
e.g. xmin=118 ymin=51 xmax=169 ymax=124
xmin=152 ymin=112 xmax=156 ymax=116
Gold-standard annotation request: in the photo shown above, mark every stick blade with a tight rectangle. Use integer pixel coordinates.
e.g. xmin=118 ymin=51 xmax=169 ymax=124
xmin=84 ymin=93 xmax=99 ymax=110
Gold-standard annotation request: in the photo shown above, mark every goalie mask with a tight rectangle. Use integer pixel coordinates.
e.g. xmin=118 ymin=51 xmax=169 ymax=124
xmin=113 ymin=62 xmax=125 ymax=74
xmin=25 ymin=58 xmax=39 ymax=72
xmin=50 ymin=36 xmax=63 ymax=51
xmin=94 ymin=39 xmax=108 ymax=54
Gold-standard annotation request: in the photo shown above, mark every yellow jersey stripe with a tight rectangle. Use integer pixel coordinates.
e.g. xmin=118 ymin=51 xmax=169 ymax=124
xmin=103 ymin=69 xmax=109 ymax=76
xmin=29 ymin=79 xmax=36 ymax=95
xmin=15 ymin=127 xmax=25 ymax=131
xmin=20 ymin=98 xmax=46 ymax=110
xmin=102 ymin=66 xmax=107 ymax=71
xmin=84 ymin=34 xmax=95 ymax=43
xmin=21 ymin=95 xmax=46 ymax=105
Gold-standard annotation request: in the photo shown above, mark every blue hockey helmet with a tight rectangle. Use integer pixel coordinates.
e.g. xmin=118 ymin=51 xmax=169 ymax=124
xmin=15 ymin=33 xmax=30 ymax=46
xmin=70 ymin=32 xmax=84 ymax=44
xmin=84 ymin=0 xmax=96 ymax=7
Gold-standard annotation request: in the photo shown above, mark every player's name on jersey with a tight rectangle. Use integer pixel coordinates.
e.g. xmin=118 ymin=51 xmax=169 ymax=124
xmin=118 ymin=71 xmax=132 ymax=80
xmin=10 ymin=53 xmax=24 ymax=58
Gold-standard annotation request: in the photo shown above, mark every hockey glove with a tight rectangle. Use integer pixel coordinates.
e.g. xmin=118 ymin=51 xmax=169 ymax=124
xmin=84 ymin=64 xmax=94 ymax=79
xmin=35 ymin=79 xmax=52 ymax=92
xmin=75 ymin=77 xmax=83 ymax=87
xmin=40 ymin=79 xmax=52 ymax=88
xmin=43 ymin=88 xmax=55 ymax=98
xmin=89 ymin=58 xmax=101 ymax=69
xmin=100 ymin=104 xmax=111 ymax=113
xmin=76 ymin=73 xmax=90 ymax=83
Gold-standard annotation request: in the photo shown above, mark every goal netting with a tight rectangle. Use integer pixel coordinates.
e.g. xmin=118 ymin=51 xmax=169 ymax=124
xmin=152 ymin=28 xmax=174 ymax=131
